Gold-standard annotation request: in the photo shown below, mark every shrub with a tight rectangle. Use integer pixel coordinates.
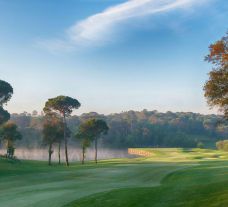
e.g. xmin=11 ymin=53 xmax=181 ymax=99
xmin=216 ymin=140 xmax=228 ymax=151
xmin=197 ymin=142 xmax=204 ymax=149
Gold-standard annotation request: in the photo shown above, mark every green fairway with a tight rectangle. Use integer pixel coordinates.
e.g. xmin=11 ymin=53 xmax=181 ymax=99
xmin=1 ymin=148 xmax=228 ymax=207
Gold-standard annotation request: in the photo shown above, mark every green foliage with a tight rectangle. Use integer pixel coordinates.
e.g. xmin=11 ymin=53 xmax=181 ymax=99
xmin=0 ymin=80 xmax=13 ymax=126
xmin=0 ymin=80 xmax=13 ymax=106
xmin=0 ymin=107 xmax=10 ymax=125
xmin=76 ymin=119 xmax=108 ymax=140
xmin=197 ymin=142 xmax=204 ymax=148
xmin=42 ymin=113 xmax=65 ymax=165
xmin=0 ymin=121 xmax=22 ymax=158
xmin=75 ymin=119 xmax=109 ymax=163
xmin=0 ymin=121 xmax=22 ymax=142
xmin=10 ymin=110 xmax=228 ymax=149
xmin=75 ymin=119 xmax=96 ymax=140
xmin=92 ymin=119 xmax=109 ymax=139
xmin=42 ymin=114 xmax=64 ymax=145
xmin=75 ymin=120 xmax=94 ymax=164
xmin=76 ymin=119 xmax=108 ymax=141
xmin=44 ymin=95 xmax=81 ymax=116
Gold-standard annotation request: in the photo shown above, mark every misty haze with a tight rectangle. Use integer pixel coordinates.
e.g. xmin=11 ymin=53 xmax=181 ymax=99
xmin=0 ymin=148 xmax=131 ymax=161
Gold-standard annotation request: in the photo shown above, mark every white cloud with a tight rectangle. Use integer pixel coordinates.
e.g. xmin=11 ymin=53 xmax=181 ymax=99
xmin=38 ymin=0 xmax=205 ymax=51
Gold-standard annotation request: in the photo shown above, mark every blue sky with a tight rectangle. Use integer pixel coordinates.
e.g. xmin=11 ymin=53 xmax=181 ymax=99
xmin=0 ymin=0 xmax=227 ymax=115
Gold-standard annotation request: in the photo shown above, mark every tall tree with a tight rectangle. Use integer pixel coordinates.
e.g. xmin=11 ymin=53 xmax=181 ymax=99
xmin=92 ymin=119 xmax=109 ymax=164
xmin=56 ymin=124 xmax=70 ymax=165
xmin=42 ymin=113 xmax=64 ymax=165
xmin=75 ymin=119 xmax=109 ymax=164
xmin=44 ymin=96 xmax=81 ymax=166
xmin=75 ymin=121 xmax=93 ymax=164
xmin=75 ymin=119 xmax=94 ymax=164
xmin=81 ymin=138 xmax=90 ymax=164
xmin=0 ymin=121 xmax=22 ymax=159
xmin=204 ymin=31 xmax=228 ymax=120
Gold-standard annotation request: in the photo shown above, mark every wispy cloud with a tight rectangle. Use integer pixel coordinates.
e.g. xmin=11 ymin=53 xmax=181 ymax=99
xmin=38 ymin=0 xmax=205 ymax=51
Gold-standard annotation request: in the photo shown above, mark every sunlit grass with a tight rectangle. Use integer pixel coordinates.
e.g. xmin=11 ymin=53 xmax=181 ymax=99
xmin=130 ymin=148 xmax=228 ymax=162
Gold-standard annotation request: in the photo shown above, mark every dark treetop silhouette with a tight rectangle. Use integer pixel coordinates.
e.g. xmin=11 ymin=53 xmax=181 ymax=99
xmin=0 ymin=80 xmax=13 ymax=107
xmin=0 ymin=80 xmax=13 ymax=125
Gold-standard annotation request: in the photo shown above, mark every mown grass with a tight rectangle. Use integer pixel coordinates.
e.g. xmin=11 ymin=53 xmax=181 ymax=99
xmin=1 ymin=148 xmax=228 ymax=207
xmin=65 ymin=161 xmax=228 ymax=207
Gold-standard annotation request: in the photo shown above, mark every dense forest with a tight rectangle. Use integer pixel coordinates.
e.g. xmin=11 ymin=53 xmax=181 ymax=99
xmin=10 ymin=110 xmax=227 ymax=149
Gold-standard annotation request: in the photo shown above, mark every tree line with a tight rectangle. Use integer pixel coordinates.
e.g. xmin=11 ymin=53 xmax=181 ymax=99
xmin=9 ymin=109 xmax=228 ymax=149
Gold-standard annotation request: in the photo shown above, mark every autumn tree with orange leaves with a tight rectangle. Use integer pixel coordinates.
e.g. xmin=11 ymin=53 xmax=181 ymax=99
xmin=204 ymin=31 xmax=228 ymax=120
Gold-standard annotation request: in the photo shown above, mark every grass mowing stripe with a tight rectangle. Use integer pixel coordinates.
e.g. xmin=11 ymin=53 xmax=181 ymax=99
xmin=0 ymin=161 xmax=184 ymax=207
xmin=64 ymin=161 xmax=228 ymax=207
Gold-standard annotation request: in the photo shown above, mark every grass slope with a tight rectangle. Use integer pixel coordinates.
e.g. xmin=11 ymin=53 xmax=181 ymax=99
xmin=0 ymin=148 xmax=228 ymax=207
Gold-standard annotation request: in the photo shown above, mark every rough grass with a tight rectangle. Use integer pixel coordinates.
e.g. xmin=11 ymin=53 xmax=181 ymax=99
xmin=1 ymin=148 xmax=228 ymax=207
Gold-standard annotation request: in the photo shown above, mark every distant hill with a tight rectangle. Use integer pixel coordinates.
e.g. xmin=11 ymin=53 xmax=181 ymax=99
xmin=10 ymin=110 xmax=228 ymax=149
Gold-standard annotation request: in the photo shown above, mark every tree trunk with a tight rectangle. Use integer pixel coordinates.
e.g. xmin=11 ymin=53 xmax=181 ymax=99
xmin=48 ymin=143 xmax=52 ymax=166
xmin=6 ymin=139 xmax=9 ymax=158
xmin=58 ymin=141 xmax=61 ymax=165
xmin=82 ymin=146 xmax=85 ymax=164
xmin=95 ymin=138 xmax=98 ymax=164
xmin=63 ymin=114 xmax=69 ymax=166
